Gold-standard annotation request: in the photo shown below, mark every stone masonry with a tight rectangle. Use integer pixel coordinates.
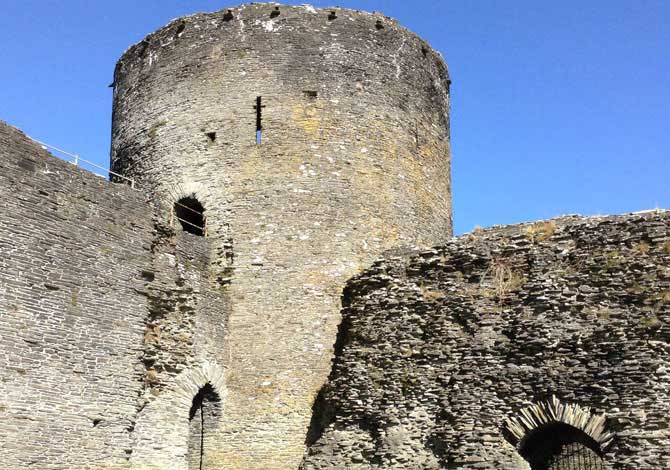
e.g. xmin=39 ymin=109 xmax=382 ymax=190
xmin=0 ymin=121 xmax=154 ymax=469
xmin=110 ymin=4 xmax=451 ymax=469
xmin=302 ymin=212 xmax=670 ymax=469
xmin=0 ymin=121 xmax=230 ymax=469
xmin=1 ymin=2 xmax=668 ymax=470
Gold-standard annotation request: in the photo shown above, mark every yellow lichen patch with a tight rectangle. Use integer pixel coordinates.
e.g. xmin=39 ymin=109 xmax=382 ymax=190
xmin=585 ymin=306 xmax=612 ymax=321
xmin=235 ymin=143 xmax=263 ymax=177
xmin=291 ymin=101 xmax=323 ymax=136
xmin=145 ymin=368 xmax=159 ymax=384
xmin=641 ymin=314 xmax=662 ymax=328
xmin=657 ymin=290 xmax=670 ymax=304
xmin=633 ymin=241 xmax=651 ymax=254
xmin=210 ymin=44 xmax=225 ymax=60
xmin=525 ymin=221 xmax=557 ymax=243
xmin=420 ymin=285 xmax=446 ymax=301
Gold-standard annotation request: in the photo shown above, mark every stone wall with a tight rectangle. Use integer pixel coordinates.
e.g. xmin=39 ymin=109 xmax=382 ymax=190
xmin=0 ymin=121 xmax=153 ymax=469
xmin=302 ymin=212 xmax=670 ymax=469
xmin=8 ymin=4 xmax=661 ymax=470
xmin=0 ymin=122 xmax=230 ymax=470
xmin=128 ymin=229 xmax=231 ymax=470
xmin=110 ymin=4 xmax=452 ymax=468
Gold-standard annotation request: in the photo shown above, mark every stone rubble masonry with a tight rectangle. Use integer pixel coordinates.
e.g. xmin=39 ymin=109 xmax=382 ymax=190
xmin=302 ymin=212 xmax=670 ymax=469
xmin=4 ymin=2 xmax=667 ymax=470
xmin=110 ymin=3 xmax=451 ymax=469
xmin=0 ymin=120 xmax=230 ymax=470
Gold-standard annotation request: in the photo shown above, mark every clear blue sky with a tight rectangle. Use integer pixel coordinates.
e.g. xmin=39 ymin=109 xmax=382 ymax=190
xmin=1 ymin=1 xmax=668 ymax=235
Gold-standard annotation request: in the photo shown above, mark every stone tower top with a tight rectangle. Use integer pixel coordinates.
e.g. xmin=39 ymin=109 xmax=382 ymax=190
xmin=111 ymin=3 xmax=451 ymax=214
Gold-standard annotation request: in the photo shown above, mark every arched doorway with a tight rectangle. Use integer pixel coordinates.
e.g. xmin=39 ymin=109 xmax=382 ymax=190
xmin=503 ymin=396 xmax=613 ymax=470
xmin=187 ymin=383 xmax=221 ymax=470
xmin=520 ymin=422 xmax=604 ymax=469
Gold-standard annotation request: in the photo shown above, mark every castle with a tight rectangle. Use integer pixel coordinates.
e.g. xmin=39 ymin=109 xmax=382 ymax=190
xmin=0 ymin=4 xmax=667 ymax=470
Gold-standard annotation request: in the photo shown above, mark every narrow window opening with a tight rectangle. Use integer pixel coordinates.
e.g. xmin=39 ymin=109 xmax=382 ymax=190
xmin=270 ymin=6 xmax=280 ymax=18
xmin=412 ymin=121 xmax=420 ymax=149
xmin=175 ymin=22 xmax=186 ymax=38
xmin=254 ymin=96 xmax=265 ymax=144
xmin=303 ymin=90 xmax=318 ymax=99
xmin=520 ymin=422 xmax=604 ymax=470
xmin=328 ymin=11 xmax=337 ymax=21
xmin=223 ymin=10 xmax=234 ymax=21
xmin=205 ymin=131 xmax=216 ymax=142
xmin=174 ymin=196 xmax=206 ymax=236
xmin=375 ymin=19 xmax=384 ymax=30
xmin=137 ymin=40 xmax=149 ymax=58
xmin=187 ymin=383 xmax=221 ymax=470
xmin=421 ymin=46 xmax=429 ymax=58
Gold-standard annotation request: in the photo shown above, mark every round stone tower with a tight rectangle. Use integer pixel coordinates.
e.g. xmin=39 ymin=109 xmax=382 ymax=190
xmin=110 ymin=3 xmax=451 ymax=469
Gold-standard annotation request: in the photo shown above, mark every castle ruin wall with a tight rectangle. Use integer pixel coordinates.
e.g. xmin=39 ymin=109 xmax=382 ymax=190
xmin=0 ymin=121 xmax=231 ymax=470
xmin=302 ymin=212 xmax=670 ymax=469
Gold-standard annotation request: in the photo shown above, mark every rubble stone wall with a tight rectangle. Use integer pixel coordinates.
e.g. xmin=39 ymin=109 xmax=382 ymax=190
xmin=303 ymin=212 xmax=670 ymax=469
xmin=0 ymin=122 xmax=230 ymax=470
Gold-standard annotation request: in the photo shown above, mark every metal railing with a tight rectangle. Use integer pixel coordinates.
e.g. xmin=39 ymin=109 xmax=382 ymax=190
xmin=28 ymin=135 xmax=210 ymax=236
xmin=28 ymin=136 xmax=136 ymax=189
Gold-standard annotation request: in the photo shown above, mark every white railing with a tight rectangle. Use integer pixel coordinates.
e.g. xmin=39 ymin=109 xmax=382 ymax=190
xmin=28 ymin=136 xmax=136 ymax=189
xmin=28 ymin=136 xmax=211 ymax=236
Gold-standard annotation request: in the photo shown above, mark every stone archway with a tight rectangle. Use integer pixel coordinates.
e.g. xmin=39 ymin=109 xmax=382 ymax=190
xmin=503 ymin=396 xmax=614 ymax=470
xmin=130 ymin=361 xmax=226 ymax=470
xmin=520 ymin=421 xmax=604 ymax=469
xmin=174 ymin=196 xmax=206 ymax=236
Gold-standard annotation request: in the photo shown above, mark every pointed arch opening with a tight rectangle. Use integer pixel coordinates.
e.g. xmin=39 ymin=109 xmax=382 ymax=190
xmin=187 ymin=383 xmax=221 ymax=470
xmin=174 ymin=196 xmax=206 ymax=236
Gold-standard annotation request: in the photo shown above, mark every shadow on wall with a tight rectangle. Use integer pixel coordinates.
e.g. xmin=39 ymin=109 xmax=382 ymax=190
xmin=187 ymin=383 xmax=221 ymax=470
xmin=301 ymin=286 xmax=355 ymax=458
xmin=518 ymin=422 xmax=604 ymax=469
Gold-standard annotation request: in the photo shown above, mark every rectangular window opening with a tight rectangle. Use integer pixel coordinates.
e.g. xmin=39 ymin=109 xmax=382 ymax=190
xmin=254 ymin=96 xmax=264 ymax=145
